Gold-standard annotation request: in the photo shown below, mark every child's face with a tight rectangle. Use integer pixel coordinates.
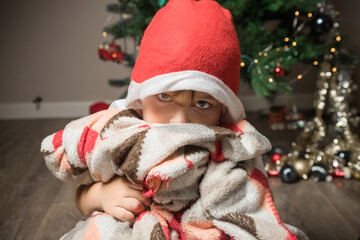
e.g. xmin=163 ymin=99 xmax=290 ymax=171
xmin=141 ymin=91 xmax=222 ymax=126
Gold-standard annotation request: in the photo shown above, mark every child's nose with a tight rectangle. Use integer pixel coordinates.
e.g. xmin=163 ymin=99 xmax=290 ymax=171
xmin=169 ymin=108 xmax=190 ymax=124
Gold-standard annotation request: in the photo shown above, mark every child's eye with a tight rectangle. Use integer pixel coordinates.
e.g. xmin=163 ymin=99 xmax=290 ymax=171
xmin=195 ymin=101 xmax=210 ymax=109
xmin=157 ymin=93 xmax=172 ymax=102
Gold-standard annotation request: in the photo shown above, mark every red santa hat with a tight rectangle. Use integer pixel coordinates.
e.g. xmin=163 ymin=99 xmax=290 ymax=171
xmin=110 ymin=0 xmax=245 ymax=122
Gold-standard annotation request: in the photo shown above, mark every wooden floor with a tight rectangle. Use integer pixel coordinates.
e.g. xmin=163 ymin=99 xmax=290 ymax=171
xmin=0 ymin=114 xmax=359 ymax=240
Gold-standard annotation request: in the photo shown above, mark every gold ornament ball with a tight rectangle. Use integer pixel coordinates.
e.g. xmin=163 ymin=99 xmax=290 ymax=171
xmin=292 ymin=159 xmax=310 ymax=179
xmin=350 ymin=162 xmax=360 ymax=180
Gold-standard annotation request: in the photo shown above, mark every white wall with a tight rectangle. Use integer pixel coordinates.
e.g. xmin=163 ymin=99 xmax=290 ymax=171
xmin=0 ymin=0 xmax=130 ymax=104
xmin=0 ymin=0 xmax=359 ymax=119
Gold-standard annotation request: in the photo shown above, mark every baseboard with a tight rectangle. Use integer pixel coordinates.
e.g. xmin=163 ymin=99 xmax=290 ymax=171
xmin=0 ymin=94 xmax=314 ymax=119
xmin=0 ymin=101 xmax=106 ymax=119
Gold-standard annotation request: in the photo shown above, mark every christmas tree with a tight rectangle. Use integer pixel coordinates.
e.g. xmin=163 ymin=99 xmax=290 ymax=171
xmin=98 ymin=0 xmax=356 ymax=98
xmin=97 ymin=0 xmax=360 ymax=181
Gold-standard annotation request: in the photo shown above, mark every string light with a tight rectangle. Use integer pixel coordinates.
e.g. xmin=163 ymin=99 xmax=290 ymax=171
xmin=313 ymin=61 xmax=319 ymax=66
xmin=102 ymin=32 xmax=108 ymax=37
xmin=332 ymin=67 xmax=337 ymax=72
xmin=295 ymin=11 xmax=300 ymax=16
xmin=292 ymin=42 xmax=297 ymax=46
xmin=258 ymin=52 xmax=263 ymax=56
xmin=331 ymin=48 xmax=336 ymax=53
xmin=263 ymin=52 xmax=268 ymax=57
xmin=241 ymin=62 xmax=245 ymax=67
xmin=336 ymin=36 xmax=341 ymax=41
xmin=269 ymin=78 xmax=274 ymax=83
xmin=254 ymin=59 xmax=259 ymax=63
xmin=284 ymin=37 xmax=290 ymax=42
xmin=308 ymin=13 xmax=313 ymax=18
xmin=297 ymin=74 xmax=303 ymax=80
xmin=112 ymin=53 xmax=117 ymax=58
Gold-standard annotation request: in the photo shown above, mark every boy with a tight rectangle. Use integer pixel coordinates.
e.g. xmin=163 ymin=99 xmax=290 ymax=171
xmin=42 ymin=0 xmax=307 ymax=239
xmin=76 ymin=0 xmax=247 ymax=222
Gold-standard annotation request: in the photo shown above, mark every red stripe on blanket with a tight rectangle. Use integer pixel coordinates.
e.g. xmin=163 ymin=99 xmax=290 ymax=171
xmin=52 ymin=130 xmax=64 ymax=151
xmin=219 ymin=231 xmax=230 ymax=240
xmin=135 ymin=211 xmax=150 ymax=223
xmin=92 ymin=212 xmax=105 ymax=218
xmin=249 ymin=168 xmax=298 ymax=240
xmin=138 ymin=124 xmax=151 ymax=129
xmin=169 ymin=217 xmax=186 ymax=240
xmin=211 ymin=141 xmax=225 ymax=162
xmin=78 ymin=127 xmax=99 ymax=164
xmin=184 ymin=158 xmax=194 ymax=169
xmin=221 ymin=123 xmax=244 ymax=134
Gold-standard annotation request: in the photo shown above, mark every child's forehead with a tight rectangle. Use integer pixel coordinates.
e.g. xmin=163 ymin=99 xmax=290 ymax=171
xmin=193 ymin=91 xmax=216 ymax=99
xmin=165 ymin=90 xmax=216 ymax=100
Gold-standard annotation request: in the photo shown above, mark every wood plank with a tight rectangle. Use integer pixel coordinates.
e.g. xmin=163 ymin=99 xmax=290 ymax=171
xmin=1 ymin=118 xmax=360 ymax=240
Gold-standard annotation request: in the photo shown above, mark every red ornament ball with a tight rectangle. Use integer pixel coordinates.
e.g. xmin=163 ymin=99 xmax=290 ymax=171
xmin=274 ymin=66 xmax=284 ymax=77
xmin=271 ymin=153 xmax=282 ymax=163
xmin=90 ymin=102 xmax=110 ymax=114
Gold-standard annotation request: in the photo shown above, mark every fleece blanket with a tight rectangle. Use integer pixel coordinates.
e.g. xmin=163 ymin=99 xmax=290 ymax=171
xmin=41 ymin=109 xmax=307 ymax=240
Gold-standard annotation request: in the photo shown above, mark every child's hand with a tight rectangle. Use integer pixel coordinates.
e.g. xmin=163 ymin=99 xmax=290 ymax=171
xmin=75 ymin=176 xmax=152 ymax=221
xmin=99 ymin=176 xmax=152 ymax=221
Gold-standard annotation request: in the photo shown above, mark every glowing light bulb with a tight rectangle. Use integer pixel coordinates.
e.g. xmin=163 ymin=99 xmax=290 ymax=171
xmin=112 ymin=53 xmax=117 ymax=58
xmin=336 ymin=36 xmax=341 ymax=41
xmin=331 ymin=48 xmax=336 ymax=53
xmin=284 ymin=37 xmax=289 ymax=42
xmin=332 ymin=67 xmax=337 ymax=72
xmin=269 ymin=78 xmax=274 ymax=83
xmin=254 ymin=59 xmax=259 ymax=63
xmin=295 ymin=11 xmax=300 ymax=16
xmin=241 ymin=62 xmax=245 ymax=67
xmin=313 ymin=61 xmax=319 ymax=66
xmin=292 ymin=42 xmax=297 ymax=46
xmin=102 ymin=32 xmax=107 ymax=37
xmin=258 ymin=52 xmax=263 ymax=56
xmin=297 ymin=75 xmax=303 ymax=80
xmin=308 ymin=13 xmax=313 ymax=17
xmin=263 ymin=52 xmax=268 ymax=56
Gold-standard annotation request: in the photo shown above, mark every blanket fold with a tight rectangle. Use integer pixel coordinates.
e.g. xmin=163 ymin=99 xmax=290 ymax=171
xmin=41 ymin=109 xmax=307 ymax=240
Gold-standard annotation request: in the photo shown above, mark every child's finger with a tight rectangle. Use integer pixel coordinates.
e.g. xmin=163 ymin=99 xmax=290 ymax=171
xmin=128 ymin=183 xmax=143 ymax=191
xmin=124 ymin=188 xmax=152 ymax=206
xmin=109 ymin=207 xmax=135 ymax=222
xmin=121 ymin=198 xmax=146 ymax=214
xmin=118 ymin=176 xmax=143 ymax=190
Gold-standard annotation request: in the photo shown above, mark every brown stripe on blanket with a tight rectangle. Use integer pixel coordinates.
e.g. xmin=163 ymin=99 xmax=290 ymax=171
xmin=219 ymin=212 xmax=260 ymax=239
xmin=150 ymin=222 xmax=167 ymax=240
xmin=111 ymin=130 xmax=148 ymax=184
xmin=118 ymin=109 xmax=142 ymax=119
xmin=100 ymin=109 xmax=142 ymax=138
xmin=41 ymin=150 xmax=52 ymax=157
xmin=70 ymin=164 xmax=87 ymax=176
xmin=208 ymin=126 xmax=237 ymax=141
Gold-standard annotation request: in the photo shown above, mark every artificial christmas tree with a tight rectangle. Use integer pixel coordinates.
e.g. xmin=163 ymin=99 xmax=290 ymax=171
xmin=98 ymin=0 xmax=355 ymax=98
xmin=98 ymin=0 xmax=360 ymax=180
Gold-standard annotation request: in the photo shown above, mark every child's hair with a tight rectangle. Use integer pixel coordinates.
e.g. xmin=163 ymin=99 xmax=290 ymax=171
xmin=166 ymin=91 xmax=193 ymax=107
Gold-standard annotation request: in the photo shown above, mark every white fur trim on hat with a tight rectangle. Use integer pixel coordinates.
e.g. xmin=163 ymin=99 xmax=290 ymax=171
xmin=109 ymin=71 xmax=245 ymax=123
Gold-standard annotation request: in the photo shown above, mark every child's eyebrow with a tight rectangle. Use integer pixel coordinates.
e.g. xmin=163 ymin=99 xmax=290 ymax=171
xmin=194 ymin=93 xmax=215 ymax=99
xmin=196 ymin=96 xmax=217 ymax=101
